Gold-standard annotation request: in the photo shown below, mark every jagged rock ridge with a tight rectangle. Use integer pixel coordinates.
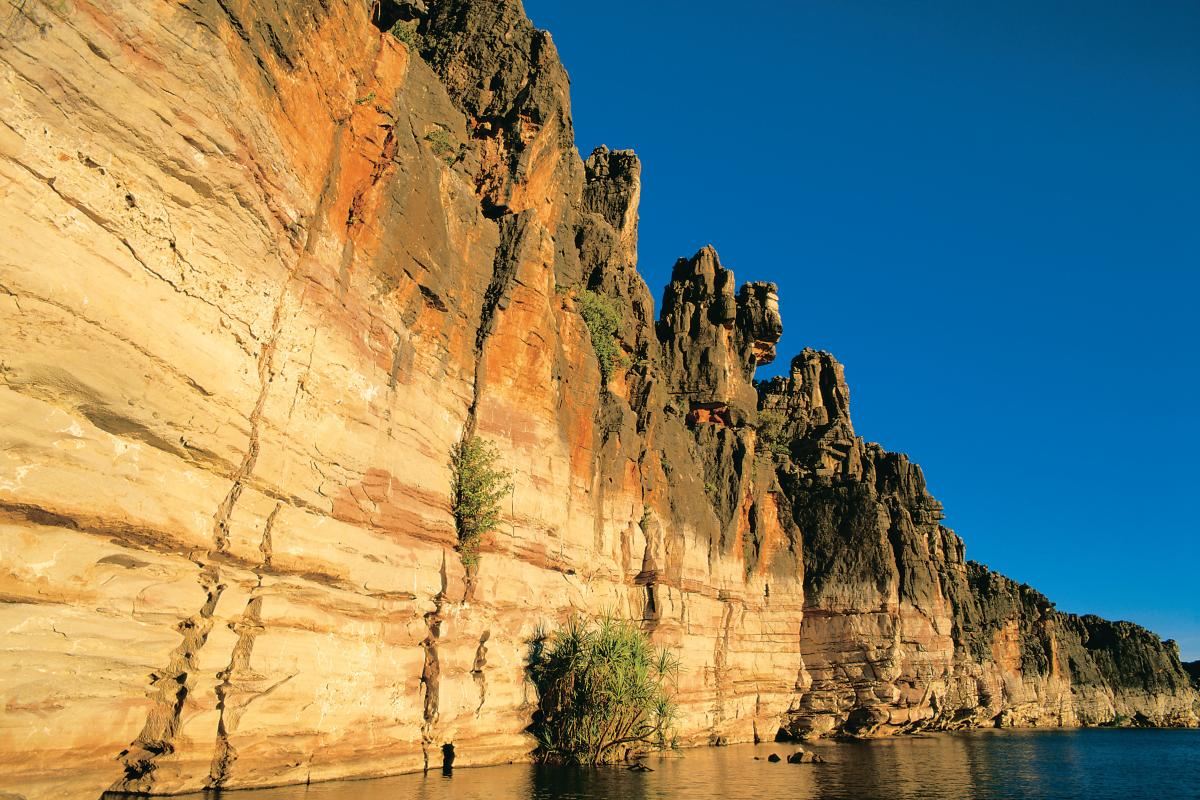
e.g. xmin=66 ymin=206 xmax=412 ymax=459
xmin=0 ymin=0 xmax=1194 ymax=797
xmin=757 ymin=351 xmax=1196 ymax=737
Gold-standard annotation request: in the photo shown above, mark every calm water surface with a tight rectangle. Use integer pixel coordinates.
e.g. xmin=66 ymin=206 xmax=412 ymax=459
xmin=232 ymin=729 xmax=1200 ymax=800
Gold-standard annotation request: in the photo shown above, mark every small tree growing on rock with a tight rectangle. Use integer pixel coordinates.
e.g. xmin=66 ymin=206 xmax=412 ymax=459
xmin=756 ymin=408 xmax=791 ymax=460
xmin=528 ymin=615 xmax=678 ymax=764
xmin=450 ymin=436 xmax=512 ymax=567
xmin=577 ymin=289 xmax=623 ymax=384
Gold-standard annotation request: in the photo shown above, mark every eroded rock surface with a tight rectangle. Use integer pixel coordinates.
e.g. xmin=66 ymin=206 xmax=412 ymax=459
xmin=0 ymin=0 xmax=1194 ymax=797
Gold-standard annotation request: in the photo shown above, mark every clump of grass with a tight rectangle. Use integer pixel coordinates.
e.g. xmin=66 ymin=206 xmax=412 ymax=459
xmin=450 ymin=436 xmax=512 ymax=567
xmin=423 ymin=127 xmax=467 ymax=166
xmin=528 ymin=615 xmax=678 ymax=764
xmin=577 ymin=289 xmax=623 ymax=384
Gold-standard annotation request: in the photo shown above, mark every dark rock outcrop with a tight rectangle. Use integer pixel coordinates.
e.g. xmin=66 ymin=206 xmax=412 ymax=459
xmin=1184 ymin=661 xmax=1200 ymax=689
xmin=755 ymin=348 xmax=1197 ymax=737
xmin=657 ymin=246 xmax=782 ymax=419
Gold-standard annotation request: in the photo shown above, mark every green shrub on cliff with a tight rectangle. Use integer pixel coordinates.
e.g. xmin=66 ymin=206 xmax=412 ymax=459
xmin=577 ymin=289 xmax=622 ymax=384
xmin=450 ymin=436 xmax=512 ymax=567
xmin=756 ymin=408 xmax=791 ymax=459
xmin=389 ymin=21 xmax=418 ymax=49
xmin=424 ymin=127 xmax=467 ymax=166
xmin=528 ymin=615 xmax=678 ymax=764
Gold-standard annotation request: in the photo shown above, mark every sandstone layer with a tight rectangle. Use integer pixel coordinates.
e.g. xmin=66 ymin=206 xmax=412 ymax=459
xmin=0 ymin=1 xmax=1195 ymax=798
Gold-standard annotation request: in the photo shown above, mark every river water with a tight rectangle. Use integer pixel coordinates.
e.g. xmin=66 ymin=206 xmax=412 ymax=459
xmin=226 ymin=729 xmax=1200 ymax=800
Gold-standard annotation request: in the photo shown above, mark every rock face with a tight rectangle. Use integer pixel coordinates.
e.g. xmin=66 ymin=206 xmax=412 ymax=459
xmin=658 ymin=246 xmax=782 ymax=417
xmin=759 ymin=353 xmax=1197 ymax=738
xmin=0 ymin=0 xmax=1194 ymax=797
xmin=1185 ymin=661 xmax=1200 ymax=689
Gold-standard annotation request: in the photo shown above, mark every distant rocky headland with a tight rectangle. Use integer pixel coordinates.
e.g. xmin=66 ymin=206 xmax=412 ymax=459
xmin=0 ymin=0 xmax=1196 ymax=797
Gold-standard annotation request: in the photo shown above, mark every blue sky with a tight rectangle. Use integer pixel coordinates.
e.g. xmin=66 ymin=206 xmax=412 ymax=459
xmin=522 ymin=0 xmax=1200 ymax=660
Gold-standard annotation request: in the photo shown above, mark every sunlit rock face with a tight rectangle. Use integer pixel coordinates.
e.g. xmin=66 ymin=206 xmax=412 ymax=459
xmin=0 ymin=0 xmax=1194 ymax=797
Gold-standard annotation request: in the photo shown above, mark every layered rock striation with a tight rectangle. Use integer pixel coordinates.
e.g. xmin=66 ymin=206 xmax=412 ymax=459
xmin=0 ymin=0 xmax=1194 ymax=797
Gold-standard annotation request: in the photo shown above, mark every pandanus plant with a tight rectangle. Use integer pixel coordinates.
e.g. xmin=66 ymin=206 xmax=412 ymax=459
xmin=528 ymin=615 xmax=679 ymax=764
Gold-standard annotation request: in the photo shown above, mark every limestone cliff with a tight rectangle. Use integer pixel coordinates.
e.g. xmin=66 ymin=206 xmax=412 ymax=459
xmin=0 ymin=0 xmax=1194 ymax=797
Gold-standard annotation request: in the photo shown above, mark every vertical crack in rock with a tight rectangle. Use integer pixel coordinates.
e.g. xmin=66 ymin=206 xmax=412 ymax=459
xmin=212 ymin=302 xmax=281 ymax=552
xmin=108 ymin=106 xmax=351 ymax=790
xmin=709 ymin=599 xmax=735 ymax=742
xmin=419 ymin=618 xmax=441 ymax=771
xmin=258 ymin=502 xmax=279 ymax=569
xmin=211 ymin=133 xmax=338 ymax=552
xmin=464 ymin=213 xmax=526 ymax=431
xmin=419 ymin=558 xmax=448 ymax=770
xmin=194 ymin=114 xmax=351 ymax=780
xmin=471 ymin=630 xmax=490 ymax=715
xmin=452 ymin=214 xmax=530 ymax=588
xmin=387 ymin=331 xmax=405 ymax=390
xmin=207 ymin=595 xmax=265 ymax=787
xmin=207 ymin=503 xmax=283 ymax=789
xmin=111 ymin=564 xmax=226 ymax=792
xmin=210 ymin=117 xmax=348 ymax=552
